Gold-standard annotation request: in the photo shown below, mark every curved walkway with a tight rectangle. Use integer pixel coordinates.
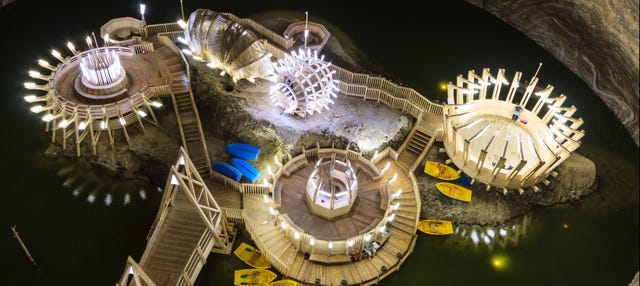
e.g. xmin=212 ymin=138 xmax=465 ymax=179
xmin=243 ymin=156 xmax=420 ymax=286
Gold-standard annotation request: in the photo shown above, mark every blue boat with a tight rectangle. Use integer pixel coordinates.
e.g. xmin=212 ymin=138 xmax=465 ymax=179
xmin=212 ymin=162 xmax=242 ymax=182
xmin=230 ymin=158 xmax=261 ymax=183
xmin=225 ymin=143 xmax=260 ymax=161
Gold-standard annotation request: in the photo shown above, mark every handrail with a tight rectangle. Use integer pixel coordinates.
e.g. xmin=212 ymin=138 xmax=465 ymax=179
xmin=176 ymin=228 xmax=214 ymax=286
xmin=270 ymin=144 xmax=396 ymax=259
xmin=242 ymin=212 xmax=289 ymax=273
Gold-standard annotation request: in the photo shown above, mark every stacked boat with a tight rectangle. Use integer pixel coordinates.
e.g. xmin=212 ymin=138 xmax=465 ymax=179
xmin=212 ymin=143 xmax=261 ymax=183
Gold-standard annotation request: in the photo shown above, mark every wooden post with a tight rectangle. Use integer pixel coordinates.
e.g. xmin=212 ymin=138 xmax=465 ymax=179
xmin=11 ymin=226 xmax=38 ymax=269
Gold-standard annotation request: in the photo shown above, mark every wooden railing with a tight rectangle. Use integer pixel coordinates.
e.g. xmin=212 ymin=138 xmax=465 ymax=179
xmin=221 ymin=12 xmax=294 ymax=50
xmin=176 ymin=228 xmax=215 ymax=286
xmin=130 ymin=41 xmax=154 ymax=54
xmin=243 ymin=212 xmax=290 ymax=273
xmin=269 ymin=144 xmax=394 ymax=258
xmin=210 ymin=170 xmax=272 ymax=195
xmin=221 ymin=207 xmax=244 ymax=223
xmin=332 ymin=65 xmax=444 ymax=119
xmin=144 ymin=23 xmax=182 ymax=37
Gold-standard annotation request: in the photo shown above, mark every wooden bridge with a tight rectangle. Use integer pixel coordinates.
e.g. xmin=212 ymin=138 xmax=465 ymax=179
xmin=117 ymin=147 xmax=234 ymax=286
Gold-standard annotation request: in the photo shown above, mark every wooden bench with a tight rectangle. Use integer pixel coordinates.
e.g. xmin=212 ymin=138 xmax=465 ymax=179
xmin=309 ymin=253 xmax=353 ymax=264
xmin=282 ymin=158 xmax=308 ymax=177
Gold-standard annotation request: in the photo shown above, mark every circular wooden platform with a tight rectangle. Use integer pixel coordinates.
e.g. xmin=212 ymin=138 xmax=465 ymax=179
xmin=276 ymin=156 xmax=387 ymax=240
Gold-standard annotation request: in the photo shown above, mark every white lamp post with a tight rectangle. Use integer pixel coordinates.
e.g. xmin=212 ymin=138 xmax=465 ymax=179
xmin=180 ymin=0 xmax=184 ymax=20
xmin=91 ymin=32 xmax=98 ymax=48
xmin=304 ymin=11 xmax=309 ymax=49
xmin=140 ymin=4 xmax=146 ymax=25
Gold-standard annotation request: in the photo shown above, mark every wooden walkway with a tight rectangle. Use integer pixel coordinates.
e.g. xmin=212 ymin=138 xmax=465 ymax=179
xmin=244 ymin=157 xmax=419 ymax=286
xmin=139 ymin=190 xmax=208 ymax=285
xmin=155 ymin=46 xmax=211 ymax=177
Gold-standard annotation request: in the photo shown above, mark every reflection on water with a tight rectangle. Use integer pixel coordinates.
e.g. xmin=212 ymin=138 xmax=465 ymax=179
xmin=453 ymin=214 xmax=531 ymax=251
xmin=56 ymin=162 xmax=154 ymax=206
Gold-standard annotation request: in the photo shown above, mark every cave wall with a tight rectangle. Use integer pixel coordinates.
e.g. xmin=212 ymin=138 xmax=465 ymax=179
xmin=466 ymin=0 xmax=639 ymax=146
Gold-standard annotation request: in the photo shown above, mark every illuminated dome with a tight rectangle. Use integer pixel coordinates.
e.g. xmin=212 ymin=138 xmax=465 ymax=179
xmin=77 ymin=48 xmax=129 ymax=99
xmin=305 ymin=156 xmax=358 ymax=220
xmin=442 ymin=66 xmax=584 ymax=193
xmin=270 ymin=49 xmax=338 ymax=117
xmin=182 ymin=9 xmax=276 ymax=83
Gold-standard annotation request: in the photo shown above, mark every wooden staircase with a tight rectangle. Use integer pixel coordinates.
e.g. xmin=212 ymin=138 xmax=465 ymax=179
xmin=396 ymin=126 xmax=433 ymax=172
xmin=156 ymin=47 xmax=211 ymax=177
xmin=139 ymin=191 xmax=209 ymax=285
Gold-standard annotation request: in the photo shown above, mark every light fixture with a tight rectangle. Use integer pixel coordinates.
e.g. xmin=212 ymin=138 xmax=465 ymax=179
xmin=177 ymin=19 xmax=186 ymax=29
xmin=136 ymin=110 xmax=147 ymax=117
xmin=41 ymin=113 xmax=54 ymax=122
xmin=51 ymin=49 xmax=65 ymax=62
xmin=78 ymin=121 xmax=88 ymax=130
xmin=139 ymin=4 xmax=146 ymax=25
xmin=67 ymin=42 xmax=78 ymax=55
xmin=170 ymin=174 xmax=179 ymax=185
xmin=58 ymin=119 xmax=70 ymax=128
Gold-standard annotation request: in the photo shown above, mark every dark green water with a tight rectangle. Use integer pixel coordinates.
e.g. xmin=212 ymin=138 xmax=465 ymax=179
xmin=1 ymin=1 xmax=637 ymax=285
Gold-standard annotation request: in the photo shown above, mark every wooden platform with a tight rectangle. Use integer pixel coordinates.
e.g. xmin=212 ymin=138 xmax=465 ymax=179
xmin=243 ymin=157 xmax=420 ymax=286
xmin=276 ymin=157 xmax=386 ymax=240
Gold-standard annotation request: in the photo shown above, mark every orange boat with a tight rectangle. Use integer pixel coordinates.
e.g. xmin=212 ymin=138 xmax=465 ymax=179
xmin=424 ymin=161 xmax=460 ymax=181
xmin=435 ymin=182 xmax=472 ymax=202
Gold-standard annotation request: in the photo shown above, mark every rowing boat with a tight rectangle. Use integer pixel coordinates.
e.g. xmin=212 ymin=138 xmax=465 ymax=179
xmin=435 ymin=182 xmax=472 ymax=202
xmin=234 ymin=268 xmax=277 ymax=285
xmin=212 ymin=162 xmax=242 ymax=182
xmin=234 ymin=242 xmax=271 ymax=269
xmin=226 ymin=143 xmax=260 ymax=161
xmin=418 ymin=219 xmax=454 ymax=235
xmin=231 ymin=158 xmax=261 ymax=183
xmin=266 ymin=279 xmax=300 ymax=286
xmin=423 ymin=161 xmax=460 ymax=181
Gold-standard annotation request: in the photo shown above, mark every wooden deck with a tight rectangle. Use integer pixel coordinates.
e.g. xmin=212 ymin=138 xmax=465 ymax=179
xmin=276 ymin=157 xmax=386 ymax=240
xmin=243 ymin=157 xmax=420 ymax=286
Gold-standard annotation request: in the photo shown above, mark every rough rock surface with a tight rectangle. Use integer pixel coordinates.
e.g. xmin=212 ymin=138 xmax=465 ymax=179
xmin=465 ymin=0 xmax=639 ymax=145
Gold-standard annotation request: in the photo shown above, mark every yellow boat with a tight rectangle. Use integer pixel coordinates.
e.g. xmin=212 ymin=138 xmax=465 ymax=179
xmin=234 ymin=268 xmax=277 ymax=285
xmin=435 ymin=182 xmax=472 ymax=202
xmin=418 ymin=219 xmax=454 ymax=235
xmin=234 ymin=242 xmax=271 ymax=269
xmin=424 ymin=161 xmax=460 ymax=181
xmin=266 ymin=279 xmax=300 ymax=286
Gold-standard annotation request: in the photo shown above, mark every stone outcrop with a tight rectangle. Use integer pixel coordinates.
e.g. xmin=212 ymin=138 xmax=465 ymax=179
xmin=466 ymin=0 xmax=639 ymax=146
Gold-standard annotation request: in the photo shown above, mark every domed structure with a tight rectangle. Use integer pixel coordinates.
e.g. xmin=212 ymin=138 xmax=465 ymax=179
xmin=305 ymin=156 xmax=358 ymax=220
xmin=442 ymin=66 xmax=584 ymax=193
xmin=182 ymin=9 xmax=276 ymax=83
xmin=270 ymin=49 xmax=339 ymax=117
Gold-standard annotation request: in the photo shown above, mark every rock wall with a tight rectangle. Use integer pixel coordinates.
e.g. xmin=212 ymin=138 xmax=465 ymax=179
xmin=466 ymin=0 xmax=639 ymax=146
